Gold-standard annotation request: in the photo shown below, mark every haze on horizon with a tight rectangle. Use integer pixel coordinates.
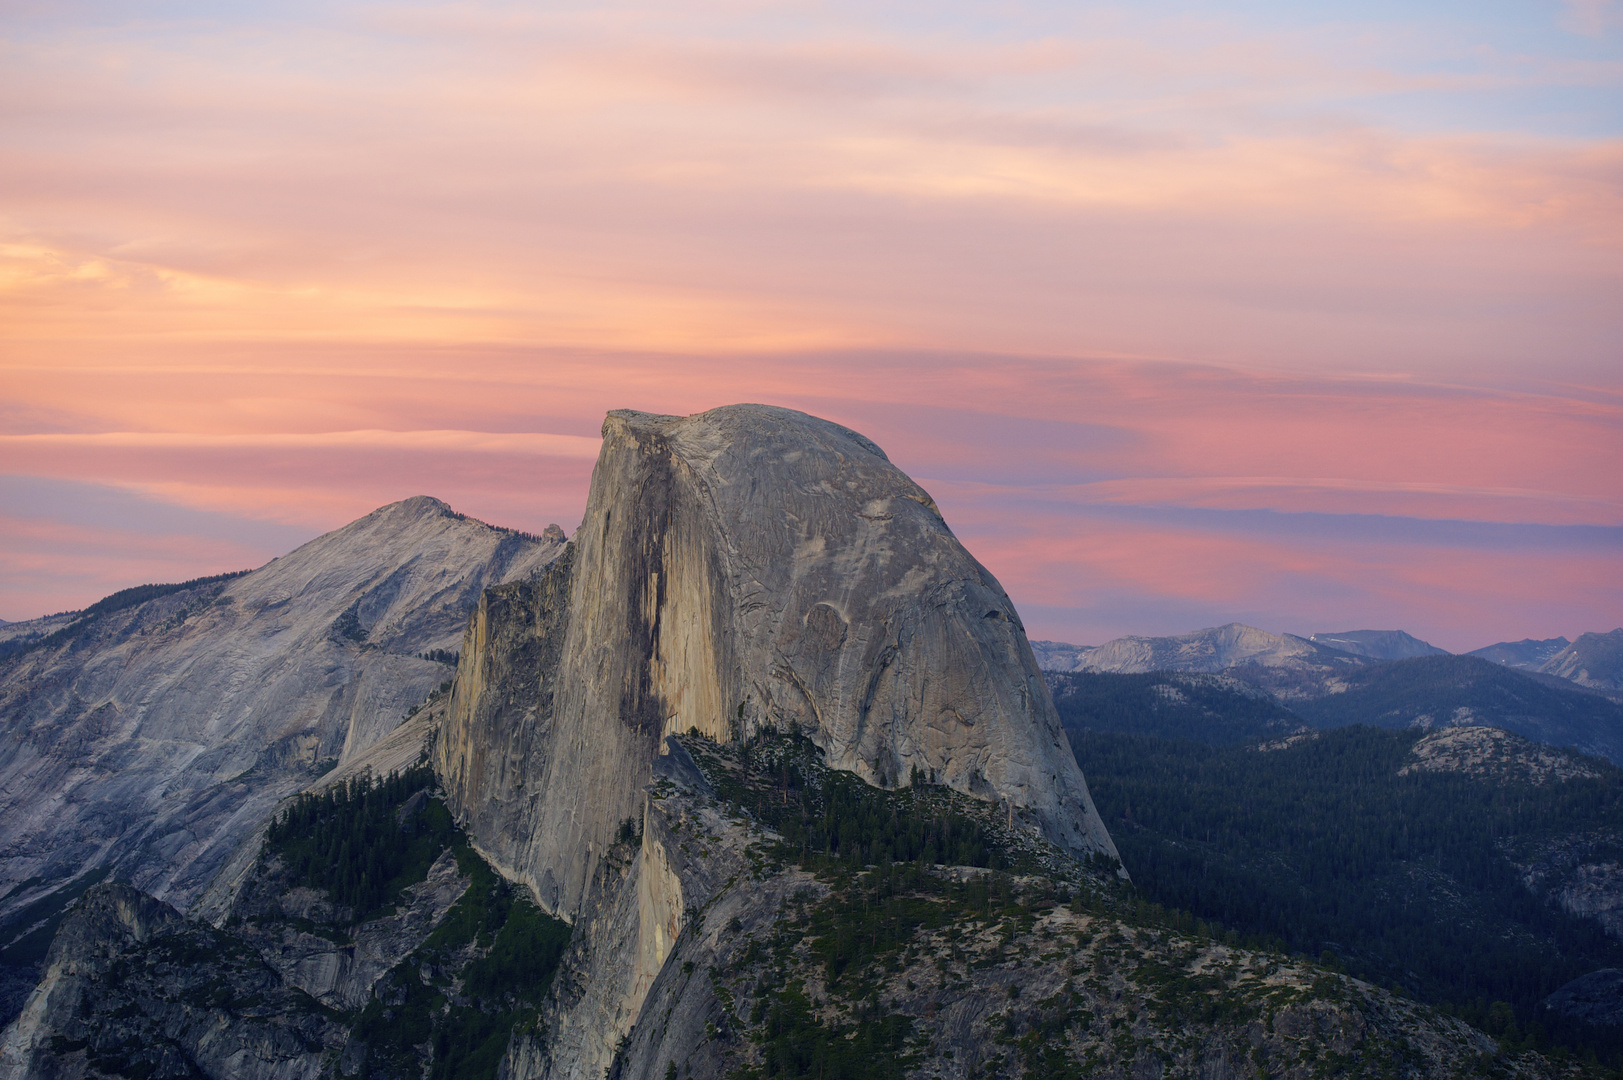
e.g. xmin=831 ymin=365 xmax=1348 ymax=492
xmin=1 ymin=0 xmax=1619 ymax=652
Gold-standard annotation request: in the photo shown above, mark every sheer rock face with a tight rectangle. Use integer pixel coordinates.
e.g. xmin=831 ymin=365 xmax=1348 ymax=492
xmin=0 ymin=497 xmax=561 ymax=922
xmin=0 ymin=884 xmax=344 ymax=1080
xmin=1540 ymin=629 xmax=1623 ymax=691
xmin=436 ymin=404 xmax=1116 ymax=920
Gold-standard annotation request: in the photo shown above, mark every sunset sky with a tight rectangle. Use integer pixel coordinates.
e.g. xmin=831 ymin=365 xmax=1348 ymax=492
xmin=2 ymin=0 xmax=1620 ymax=651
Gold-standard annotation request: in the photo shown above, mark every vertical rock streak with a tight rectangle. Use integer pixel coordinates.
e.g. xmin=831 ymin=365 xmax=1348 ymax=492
xmin=437 ymin=405 xmax=1116 ymax=929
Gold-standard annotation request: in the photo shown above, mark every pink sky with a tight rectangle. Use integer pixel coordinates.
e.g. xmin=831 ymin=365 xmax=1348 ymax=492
xmin=1 ymin=1 xmax=1620 ymax=650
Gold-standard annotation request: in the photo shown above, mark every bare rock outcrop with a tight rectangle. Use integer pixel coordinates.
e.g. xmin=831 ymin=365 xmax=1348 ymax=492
xmin=0 ymin=883 xmax=344 ymax=1080
xmin=436 ymin=405 xmax=1116 ymax=921
xmin=1540 ymin=629 xmax=1623 ymax=691
xmin=0 ymin=497 xmax=562 ymax=926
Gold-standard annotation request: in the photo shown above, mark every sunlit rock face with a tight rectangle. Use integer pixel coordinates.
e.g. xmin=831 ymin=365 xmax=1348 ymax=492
xmin=1540 ymin=628 xmax=1623 ymax=691
xmin=0 ymin=497 xmax=562 ymax=923
xmin=436 ymin=404 xmax=1117 ymax=920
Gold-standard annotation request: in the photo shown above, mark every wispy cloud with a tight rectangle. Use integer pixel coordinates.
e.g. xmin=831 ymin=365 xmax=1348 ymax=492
xmin=2 ymin=3 xmax=1620 ymax=369
xmin=0 ymin=430 xmax=602 ymax=456
xmin=1 ymin=1 xmax=1619 ymax=643
xmin=1562 ymin=0 xmax=1623 ymax=37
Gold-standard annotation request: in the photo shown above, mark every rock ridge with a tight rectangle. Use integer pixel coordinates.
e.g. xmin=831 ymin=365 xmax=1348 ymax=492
xmin=0 ymin=496 xmax=563 ymax=926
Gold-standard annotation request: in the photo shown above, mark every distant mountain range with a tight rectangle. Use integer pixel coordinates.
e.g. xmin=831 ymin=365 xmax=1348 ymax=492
xmin=1036 ymin=622 xmax=1623 ymax=763
xmin=1031 ymin=622 xmax=1353 ymax=674
xmin=1034 ymin=623 xmax=1623 ymax=690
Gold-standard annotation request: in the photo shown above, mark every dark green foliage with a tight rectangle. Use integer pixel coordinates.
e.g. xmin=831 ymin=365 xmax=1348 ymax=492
xmin=266 ymin=766 xmax=454 ymax=921
xmin=691 ymin=730 xmax=1007 ymax=872
xmin=331 ymin=603 xmax=367 ymax=644
xmin=1048 ymin=671 xmax=1303 ymax=745
xmin=1070 ymin=725 xmax=1623 ymax=1057
xmin=459 ymin=890 xmax=571 ymax=1002
xmin=738 ymin=978 xmax=917 ymax=1080
xmin=352 ymin=864 xmax=569 ymax=1080
xmin=803 ymin=864 xmax=1025 ymax=992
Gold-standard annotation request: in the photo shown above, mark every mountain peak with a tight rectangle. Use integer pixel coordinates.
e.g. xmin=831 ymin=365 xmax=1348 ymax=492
xmin=1308 ymin=629 xmax=1448 ymax=660
xmin=1465 ymin=636 xmax=1571 ymax=671
xmin=438 ymin=403 xmax=1114 ymax=918
xmin=1539 ymin=628 xmax=1623 ymax=691
xmin=0 ymin=496 xmax=566 ymax=922
xmin=393 ymin=494 xmax=454 ymax=514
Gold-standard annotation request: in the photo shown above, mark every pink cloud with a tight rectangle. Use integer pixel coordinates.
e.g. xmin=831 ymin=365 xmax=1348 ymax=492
xmin=2 ymin=8 xmax=1620 ymax=374
xmin=0 ymin=513 xmax=277 ymax=620
xmin=1 ymin=4 xmax=1619 ymax=640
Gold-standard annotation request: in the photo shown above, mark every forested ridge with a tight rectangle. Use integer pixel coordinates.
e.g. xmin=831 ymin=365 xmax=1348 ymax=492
xmin=1290 ymin=655 xmax=1623 ymax=748
xmin=0 ymin=569 xmax=251 ymax=662
xmin=1069 ymin=724 xmax=1623 ymax=1060
xmin=264 ymin=766 xmax=571 ymax=1080
xmin=688 ymin=728 xmax=1010 ymax=872
xmin=267 ymin=764 xmax=456 ymax=921
xmin=1048 ymin=670 xmax=1303 ymax=745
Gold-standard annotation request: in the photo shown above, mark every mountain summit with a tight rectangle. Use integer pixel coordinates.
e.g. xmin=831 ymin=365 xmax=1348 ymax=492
xmin=1539 ymin=629 xmax=1623 ymax=691
xmin=1307 ymin=629 xmax=1448 ymax=660
xmin=0 ymin=496 xmax=563 ymax=925
xmin=438 ymin=404 xmax=1115 ymax=915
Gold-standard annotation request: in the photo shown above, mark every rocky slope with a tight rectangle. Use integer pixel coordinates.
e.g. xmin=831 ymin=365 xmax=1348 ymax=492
xmin=0 ymin=883 xmax=346 ymax=1080
xmin=0 ymin=753 xmax=571 ymax=1080
xmin=1399 ymin=726 xmax=1609 ymax=785
xmin=528 ymin=730 xmax=1587 ymax=1080
xmin=1307 ymin=629 xmax=1448 ymax=660
xmin=436 ymin=405 xmax=1114 ymax=926
xmin=1469 ymin=638 xmax=1573 ymax=672
xmin=0 ymin=498 xmax=562 ymax=934
xmin=1540 ymin=630 xmax=1623 ymax=692
xmin=1290 ymin=655 xmax=1623 ymax=763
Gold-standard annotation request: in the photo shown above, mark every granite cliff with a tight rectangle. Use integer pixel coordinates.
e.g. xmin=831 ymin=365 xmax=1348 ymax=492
xmin=0 ymin=498 xmax=562 ymax=938
xmin=436 ymin=405 xmax=1115 ymax=921
xmin=430 ymin=404 xmax=1119 ymax=1077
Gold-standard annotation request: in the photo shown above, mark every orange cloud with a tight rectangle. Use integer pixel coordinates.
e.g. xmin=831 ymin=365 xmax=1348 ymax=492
xmin=1 ymin=8 xmax=1619 ymax=369
xmin=1 ymin=3 xmax=1619 ymax=641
